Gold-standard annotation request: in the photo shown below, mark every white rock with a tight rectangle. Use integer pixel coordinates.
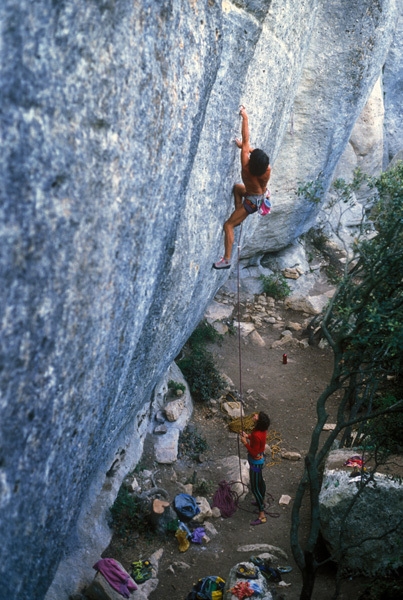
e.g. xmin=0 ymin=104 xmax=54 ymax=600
xmin=154 ymin=429 xmax=179 ymax=464
xmin=281 ymin=451 xmax=302 ymax=461
xmin=204 ymin=300 xmax=234 ymax=323
xmin=164 ymin=398 xmax=185 ymax=422
xmin=237 ymin=545 xmax=288 ymax=560
xmin=285 ymin=295 xmax=329 ymax=315
xmin=249 ymin=330 xmax=266 ymax=347
xmin=282 ymin=267 xmax=300 ymax=279
xmin=222 ymin=401 xmax=242 ymax=418
xmin=212 ymin=321 xmax=228 ymax=335
xmin=216 ymin=456 xmax=249 ymax=501
xmin=203 ymin=521 xmax=218 ymax=536
xmin=192 ymin=496 xmax=212 ymax=523
xmin=232 ymin=321 xmax=256 ymax=336
xmin=279 ymin=495 xmax=292 ymax=505
xmin=286 ymin=321 xmax=302 ymax=331
xmin=281 ymin=330 xmax=293 ymax=338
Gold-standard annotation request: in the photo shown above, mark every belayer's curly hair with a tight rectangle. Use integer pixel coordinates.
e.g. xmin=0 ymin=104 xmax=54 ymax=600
xmin=249 ymin=149 xmax=270 ymax=176
xmin=254 ymin=411 xmax=271 ymax=432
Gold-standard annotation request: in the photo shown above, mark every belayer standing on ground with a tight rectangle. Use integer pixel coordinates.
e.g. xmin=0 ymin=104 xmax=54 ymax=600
xmin=213 ymin=106 xmax=271 ymax=269
xmin=240 ymin=411 xmax=271 ymax=526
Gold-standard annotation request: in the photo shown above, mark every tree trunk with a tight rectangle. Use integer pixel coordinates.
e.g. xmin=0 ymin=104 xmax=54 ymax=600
xmin=150 ymin=498 xmax=173 ymax=535
xmin=299 ymin=552 xmax=317 ymax=600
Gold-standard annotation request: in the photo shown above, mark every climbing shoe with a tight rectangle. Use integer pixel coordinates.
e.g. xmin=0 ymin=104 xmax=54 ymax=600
xmin=213 ymin=257 xmax=231 ymax=270
xmin=236 ymin=564 xmax=258 ymax=579
xmin=130 ymin=559 xmax=153 ymax=583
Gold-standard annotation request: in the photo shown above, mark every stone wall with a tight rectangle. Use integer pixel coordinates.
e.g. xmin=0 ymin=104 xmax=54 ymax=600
xmin=0 ymin=1 xmax=400 ymax=599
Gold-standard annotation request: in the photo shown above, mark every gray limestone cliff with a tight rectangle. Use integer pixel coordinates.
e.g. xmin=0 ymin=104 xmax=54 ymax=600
xmin=0 ymin=1 xmax=401 ymax=599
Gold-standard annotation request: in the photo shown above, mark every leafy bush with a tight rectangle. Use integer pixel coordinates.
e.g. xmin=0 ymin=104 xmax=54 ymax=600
xmin=259 ymin=274 xmax=291 ymax=299
xmin=109 ymin=487 xmax=152 ymax=539
xmin=297 ymin=172 xmax=324 ymax=204
xmin=179 ymin=426 xmax=208 ymax=459
xmin=177 ymin=346 xmax=224 ymax=402
xmin=177 ymin=319 xmax=224 ymax=403
xmin=168 ymin=380 xmax=185 ymax=394
xmin=188 ymin=319 xmax=223 ymax=347
xmin=361 ymin=395 xmax=403 ymax=454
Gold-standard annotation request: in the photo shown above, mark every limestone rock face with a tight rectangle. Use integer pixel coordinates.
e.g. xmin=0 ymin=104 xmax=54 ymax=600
xmin=384 ymin=1 xmax=403 ymax=163
xmin=242 ymin=0 xmax=397 ymax=256
xmin=0 ymin=1 xmax=400 ymax=599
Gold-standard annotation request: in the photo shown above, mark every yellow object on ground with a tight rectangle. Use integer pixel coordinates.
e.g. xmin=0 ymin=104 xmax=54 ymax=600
xmin=175 ymin=528 xmax=190 ymax=552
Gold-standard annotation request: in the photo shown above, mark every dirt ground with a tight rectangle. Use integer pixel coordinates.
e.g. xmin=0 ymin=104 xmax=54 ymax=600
xmin=105 ymin=297 xmax=373 ymax=600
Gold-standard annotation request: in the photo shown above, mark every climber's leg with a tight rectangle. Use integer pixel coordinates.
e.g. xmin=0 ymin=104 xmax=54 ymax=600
xmin=223 ymin=206 xmax=248 ymax=260
xmin=233 ymin=183 xmax=246 ymax=210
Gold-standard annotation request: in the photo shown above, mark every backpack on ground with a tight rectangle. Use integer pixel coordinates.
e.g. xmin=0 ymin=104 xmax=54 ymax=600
xmin=185 ymin=575 xmax=225 ymax=600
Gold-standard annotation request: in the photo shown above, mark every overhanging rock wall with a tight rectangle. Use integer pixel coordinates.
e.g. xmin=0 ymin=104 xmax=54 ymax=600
xmin=0 ymin=1 xmax=399 ymax=599
xmin=242 ymin=0 xmax=398 ymax=256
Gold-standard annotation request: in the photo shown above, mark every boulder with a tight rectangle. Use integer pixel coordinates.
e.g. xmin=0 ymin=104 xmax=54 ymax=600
xmin=284 ymin=294 xmax=329 ymax=315
xmin=164 ymin=399 xmax=185 ymax=422
xmin=249 ymin=330 xmax=266 ymax=347
xmin=216 ymin=456 xmax=250 ymax=501
xmin=281 ymin=451 xmax=302 ymax=461
xmin=86 ymin=566 xmax=137 ymax=600
xmin=205 ymin=300 xmax=234 ymax=324
xmin=154 ymin=429 xmax=180 ymax=465
xmin=282 ymin=268 xmax=300 ymax=279
xmin=319 ymin=449 xmax=403 ymax=575
xmin=233 ymin=321 xmax=256 ymax=337
xmin=192 ymin=497 xmax=213 ymax=523
xmin=222 ymin=401 xmax=242 ymax=419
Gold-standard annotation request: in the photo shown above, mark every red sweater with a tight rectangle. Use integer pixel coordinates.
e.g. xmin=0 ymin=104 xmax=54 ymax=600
xmin=244 ymin=429 xmax=267 ymax=460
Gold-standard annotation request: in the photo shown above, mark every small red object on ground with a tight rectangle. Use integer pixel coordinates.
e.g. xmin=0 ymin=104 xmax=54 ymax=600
xmin=282 ymin=353 xmax=287 ymax=364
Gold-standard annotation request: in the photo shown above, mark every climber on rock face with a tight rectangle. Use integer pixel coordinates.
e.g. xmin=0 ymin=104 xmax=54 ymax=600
xmin=213 ymin=105 xmax=272 ymax=270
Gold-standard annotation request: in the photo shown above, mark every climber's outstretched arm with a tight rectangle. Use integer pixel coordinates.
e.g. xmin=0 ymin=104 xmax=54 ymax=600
xmin=237 ymin=106 xmax=254 ymax=167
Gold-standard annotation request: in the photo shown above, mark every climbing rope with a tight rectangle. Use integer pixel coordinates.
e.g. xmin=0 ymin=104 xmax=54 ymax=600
xmin=236 ymin=224 xmax=246 ymax=488
xmin=229 ymin=415 xmax=282 ymax=468
xmin=211 ymin=480 xmax=240 ymax=518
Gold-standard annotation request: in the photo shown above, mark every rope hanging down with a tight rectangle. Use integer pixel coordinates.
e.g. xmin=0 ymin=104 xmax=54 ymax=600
xmin=236 ymin=224 xmax=246 ymax=481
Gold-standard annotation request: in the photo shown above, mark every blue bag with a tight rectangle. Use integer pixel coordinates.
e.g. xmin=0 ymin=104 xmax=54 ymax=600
xmin=173 ymin=493 xmax=200 ymax=522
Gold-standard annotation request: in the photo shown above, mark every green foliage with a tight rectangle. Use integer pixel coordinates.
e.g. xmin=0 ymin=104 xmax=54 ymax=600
xmin=358 ymin=576 xmax=403 ymax=600
xmin=331 ymin=168 xmax=368 ymax=206
xmin=297 ymin=172 xmax=324 ymax=204
xmin=193 ymin=478 xmax=213 ymax=496
xmin=109 ymin=487 xmax=152 ymax=539
xmin=168 ymin=380 xmax=185 ymax=394
xmin=188 ymin=319 xmax=223 ymax=347
xmin=328 ymin=163 xmax=403 ymax=382
xmin=177 ymin=346 xmax=224 ymax=402
xmin=177 ymin=319 xmax=224 ymax=403
xmin=361 ymin=395 xmax=403 ymax=454
xmin=307 ymin=227 xmax=329 ymax=252
xmin=179 ymin=427 xmax=208 ymax=459
xmin=259 ymin=273 xmax=291 ymax=299
xmin=291 ymin=164 xmax=403 ymax=599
